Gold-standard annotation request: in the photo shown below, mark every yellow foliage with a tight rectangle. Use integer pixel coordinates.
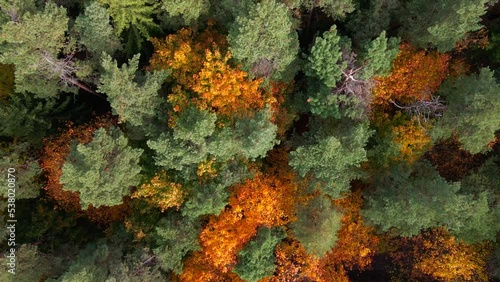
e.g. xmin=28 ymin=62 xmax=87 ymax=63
xmin=392 ymin=117 xmax=432 ymax=163
xmin=131 ymin=171 xmax=184 ymax=212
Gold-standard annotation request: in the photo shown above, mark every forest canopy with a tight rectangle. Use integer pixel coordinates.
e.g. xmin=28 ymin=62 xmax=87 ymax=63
xmin=0 ymin=0 xmax=499 ymax=281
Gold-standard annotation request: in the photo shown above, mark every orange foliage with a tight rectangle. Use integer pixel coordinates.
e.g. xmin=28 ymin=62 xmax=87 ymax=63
xmin=392 ymin=117 xmax=432 ymax=164
xmin=373 ymin=43 xmax=450 ymax=106
xmin=314 ymin=187 xmax=378 ymax=280
xmin=149 ymin=27 xmax=276 ymax=123
xmin=180 ymin=250 xmax=245 ymax=282
xmin=270 ymin=239 xmax=323 ymax=282
xmin=40 ymin=116 xmax=128 ymax=225
xmin=131 ymin=171 xmax=184 ymax=212
xmin=389 ymin=228 xmax=491 ymax=281
xmin=181 ymin=152 xmax=299 ymax=278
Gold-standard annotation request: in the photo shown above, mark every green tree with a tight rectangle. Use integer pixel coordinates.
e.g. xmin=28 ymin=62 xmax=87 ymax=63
xmin=73 ymin=2 xmax=121 ymax=56
xmin=60 ymin=127 xmax=143 ymax=209
xmin=400 ymin=0 xmax=489 ymax=52
xmin=432 ymin=68 xmax=500 ymax=154
xmin=301 ymin=0 xmax=355 ymax=20
xmin=0 ymin=142 xmax=41 ymax=199
xmin=289 ymin=120 xmax=372 ymax=198
xmin=305 ymin=25 xmax=344 ymax=88
xmin=227 ymin=0 xmax=299 ymax=80
xmin=98 ymin=54 xmax=168 ymax=131
xmin=233 ymin=227 xmax=286 ymax=282
xmin=152 ymin=213 xmax=201 ymax=274
xmin=0 ymin=93 xmax=70 ymax=143
xmin=160 ymin=0 xmax=210 ymax=25
xmin=358 ymin=31 xmax=400 ymax=80
xmin=363 ymin=161 xmax=499 ymax=242
xmin=0 ymin=3 xmax=78 ymax=98
xmin=290 ymin=195 xmax=342 ymax=258
xmin=97 ymin=0 xmax=159 ymax=37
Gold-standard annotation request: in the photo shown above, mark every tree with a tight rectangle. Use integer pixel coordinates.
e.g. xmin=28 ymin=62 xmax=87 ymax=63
xmin=73 ymin=2 xmax=121 ymax=56
xmin=291 ymin=195 xmax=343 ymax=258
xmin=301 ymin=0 xmax=355 ymax=20
xmin=389 ymin=228 xmax=491 ymax=281
xmin=432 ymin=68 xmax=500 ymax=154
xmin=0 ymin=3 xmax=77 ymax=98
xmin=304 ymin=25 xmax=344 ymax=88
xmin=0 ymin=93 xmax=69 ymax=144
xmin=152 ymin=213 xmax=201 ymax=274
xmin=160 ymin=0 xmax=210 ymax=26
xmin=97 ymin=0 xmax=158 ymax=37
xmin=228 ymin=0 xmax=299 ymax=80
xmin=400 ymin=0 xmax=489 ymax=52
xmin=233 ymin=227 xmax=286 ymax=282
xmin=0 ymin=142 xmax=41 ymax=199
xmin=358 ymin=31 xmax=400 ymax=80
xmin=372 ymin=43 xmax=450 ymax=107
xmin=289 ymin=120 xmax=372 ymax=198
xmin=60 ymin=126 xmax=143 ymax=209
xmin=0 ymin=63 xmax=14 ymax=99
xmin=131 ymin=170 xmax=185 ymax=212
xmin=363 ymin=161 xmax=498 ymax=242
xmin=98 ymin=54 xmax=168 ymax=132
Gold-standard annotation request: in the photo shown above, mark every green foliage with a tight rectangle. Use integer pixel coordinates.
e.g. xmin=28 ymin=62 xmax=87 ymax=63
xmin=305 ymin=25 xmax=344 ymax=88
xmin=97 ymin=0 xmax=159 ymax=37
xmin=152 ymin=213 xmax=201 ymax=274
xmin=160 ymin=0 xmax=210 ymax=25
xmin=233 ymin=227 xmax=286 ymax=282
xmin=228 ymin=0 xmax=299 ymax=80
xmin=73 ymin=2 xmax=121 ymax=56
xmin=363 ymin=161 xmax=499 ymax=242
xmin=98 ymin=54 xmax=168 ymax=130
xmin=401 ymin=0 xmax=489 ymax=52
xmin=359 ymin=31 xmax=400 ymax=79
xmin=0 ymin=93 xmax=69 ymax=143
xmin=432 ymin=68 xmax=500 ymax=154
xmin=0 ymin=142 xmax=41 ymax=199
xmin=289 ymin=120 xmax=372 ymax=198
xmin=61 ymin=127 xmax=143 ymax=209
xmin=346 ymin=0 xmax=400 ymax=44
xmin=148 ymin=106 xmax=277 ymax=172
xmin=291 ymin=195 xmax=342 ymax=258
xmin=0 ymin=2 xmax=74 ymax=98
xmin=0 ymin=244 xmax=65 ymax=281
xmin=301 ymin=0 xmax=355 ymax=20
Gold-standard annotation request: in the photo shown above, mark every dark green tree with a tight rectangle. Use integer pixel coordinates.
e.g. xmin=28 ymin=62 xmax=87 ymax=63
xmin=400 ymin=0 xmax=489 ymax=51
xmin=60 ymin=127 xmax=143 ymax=209
xmin=98 ymin=54 xmax=168 ymax=132
xmin=363 ymin=161 xmax=499 ymax=242
xmin=73 ymin=2 xmax=121 ymax=57
xmin=358 ymin=31 xmax=400 ymax=80
xmin=289 ymin=120 xmax=372 ymax=198
xmin=227 ymin=0 xmax=299 ymax=80
xmin=152 ymin=213 xmax=201 ymax=274
xmin=432 ymin=68 xmax=500 ymax=154
xmin=233 ymin=227 xmax=286 ymax=282
xmin=290 ymin=195 xmax=342 ymax=258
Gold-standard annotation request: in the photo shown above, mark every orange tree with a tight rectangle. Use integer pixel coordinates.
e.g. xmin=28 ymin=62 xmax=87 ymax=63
xmin=372 ymin=42 xmax=450 ymax=107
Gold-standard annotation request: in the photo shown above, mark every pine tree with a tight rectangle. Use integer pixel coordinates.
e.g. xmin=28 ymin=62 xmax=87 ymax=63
xmin=358 ymin=31 xmax=400 ymax=80
xmin=73 ymin=2 xmax=121 ymax=56
xmin=98 ymin=54 xmax=168 ymax=131
xmin=233 ymin=227 xmax=286 ymax=282
xmin=289 ymin=120 xmax=372 ymax=198
xmin=400 ymin=0 xmax=489 ymax=52
xmin=227 ymin=0 xmax=299 ymax=80
xmin=97 ymin=0 xmax=159 ymax=37
xmin=291 ymin=195 xmax=343 ymax=258
xmin=60 ymin=126 xmax=143 ymax=209
xmin=432 ymin=68 xmax=500 ymax=154
xmin=160 ymin=0 xmax=210 ymax=25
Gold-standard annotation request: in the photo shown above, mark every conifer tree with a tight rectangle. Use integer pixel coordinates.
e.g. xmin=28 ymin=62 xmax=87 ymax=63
xmin=227 ymin=0 xmax=299 ymax=80
xmin=233 ymin=227 xmax=286 ymax=282
xmin=432 ymin=68 xmax=500 ymax=154
xmin=60 ymin=126 xmax=143 ymax=209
